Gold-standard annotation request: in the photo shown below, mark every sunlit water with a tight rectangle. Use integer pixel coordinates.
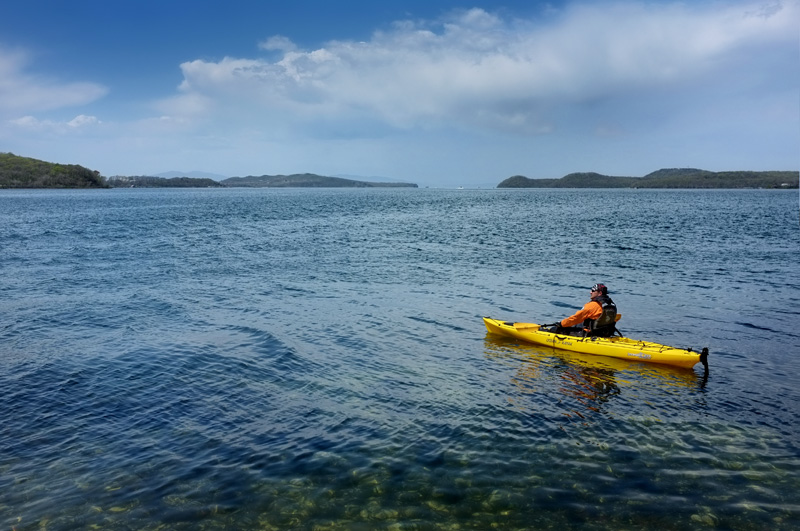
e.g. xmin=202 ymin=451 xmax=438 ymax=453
xmin=1 ymin=188 xmax=798 ymax=530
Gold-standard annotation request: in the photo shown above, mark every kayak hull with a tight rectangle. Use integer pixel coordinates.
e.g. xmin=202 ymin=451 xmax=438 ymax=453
xmin=483 ymin=317 xmax=705 ymax=369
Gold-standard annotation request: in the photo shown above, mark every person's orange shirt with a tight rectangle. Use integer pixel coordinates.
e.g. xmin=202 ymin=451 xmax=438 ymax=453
xmin=560 ymin=300 xmax=603 ymax=327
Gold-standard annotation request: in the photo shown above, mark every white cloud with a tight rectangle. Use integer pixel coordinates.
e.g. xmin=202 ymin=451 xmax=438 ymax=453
xmin=155 ymin=1 xmax=798 ymax=137
xmin=9 ymin=114 xmax=101 ymax=132
xmin=155 ymin=90 xmax=215 ymax=119
xmin=258 ymin=35 xmax=298 ymax=53
xmin=0 ymin=46 xmax=108 ymax=115
xmin=67 ymin=114 xmax=100 ymax=128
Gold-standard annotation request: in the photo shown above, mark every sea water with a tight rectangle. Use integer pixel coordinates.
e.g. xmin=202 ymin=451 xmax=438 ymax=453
xmin=1 ymin=188 xmax=798 ymax=530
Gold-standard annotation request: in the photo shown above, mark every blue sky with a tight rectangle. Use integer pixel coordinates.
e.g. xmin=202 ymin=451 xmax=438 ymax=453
xmin=1 ymin=0 xmax=797 ymax=187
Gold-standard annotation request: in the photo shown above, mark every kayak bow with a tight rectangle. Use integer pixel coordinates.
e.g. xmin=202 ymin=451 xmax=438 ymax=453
xmin=483 ymin=317 xmax=708 ymax=370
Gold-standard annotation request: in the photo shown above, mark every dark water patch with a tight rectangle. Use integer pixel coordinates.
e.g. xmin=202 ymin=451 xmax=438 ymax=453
xmin=735 ymin=321 xmax=794 ymax=336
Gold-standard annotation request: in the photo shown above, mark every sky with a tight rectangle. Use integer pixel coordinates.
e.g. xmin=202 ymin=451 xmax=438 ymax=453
xmin=0 ymin=0 xmax=797 ymax=188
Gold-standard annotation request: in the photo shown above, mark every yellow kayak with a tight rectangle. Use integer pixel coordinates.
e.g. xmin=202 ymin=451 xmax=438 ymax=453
xmin=483 ymin=317 xmax=708 ymax=369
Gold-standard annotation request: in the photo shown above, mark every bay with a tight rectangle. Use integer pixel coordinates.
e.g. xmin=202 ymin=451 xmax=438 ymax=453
xmin=1 ymin=188 xmax=798 ymax=530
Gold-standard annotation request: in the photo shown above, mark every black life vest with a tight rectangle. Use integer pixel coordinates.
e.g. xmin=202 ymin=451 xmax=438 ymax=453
xmin=584 ymin=295 xmax=617 ymax=336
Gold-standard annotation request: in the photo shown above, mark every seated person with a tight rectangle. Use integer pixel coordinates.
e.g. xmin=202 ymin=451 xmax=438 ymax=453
xmin=548 ymin=283 xmax=618 ymax=337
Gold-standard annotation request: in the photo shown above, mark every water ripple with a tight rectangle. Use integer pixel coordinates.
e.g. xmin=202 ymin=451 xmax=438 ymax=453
xmin=1 ymin=188 xmax=798 ymax=529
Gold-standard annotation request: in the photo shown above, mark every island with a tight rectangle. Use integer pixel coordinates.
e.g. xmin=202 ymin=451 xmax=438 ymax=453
xmin=498 ymin=169 xmax=798 ymax=189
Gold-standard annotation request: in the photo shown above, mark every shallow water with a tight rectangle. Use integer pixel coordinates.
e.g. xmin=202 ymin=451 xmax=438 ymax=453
xmin=1 ymin=188 xmax=798 ymax=530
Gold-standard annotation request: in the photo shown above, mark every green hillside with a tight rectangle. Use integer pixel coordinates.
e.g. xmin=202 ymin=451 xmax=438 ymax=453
xmin=0 ymin=152 xmax=107 ymax=188
xmin=498 ymin=169 xmax=798 ymax=189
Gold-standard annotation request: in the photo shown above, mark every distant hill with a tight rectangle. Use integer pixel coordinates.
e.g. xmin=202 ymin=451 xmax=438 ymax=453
xmin=0 ymin=152 xmax=107 ymax=188
xmin=333 ymin=173 xmax=415 ymax=185
xmin=155 ymin=170 xmax=228 ymax=180
xmin=106 ymin=175 xmax=224 ymax=188
xmin=221 ymin=173 xmax=418 ymax=188
xmin=0 ymin=153 xmax=420 ymax=189
xmin=498 ymin=169 xmax=798 ymax=189
xmin=498 ymin=172 xmax=639 ymax=188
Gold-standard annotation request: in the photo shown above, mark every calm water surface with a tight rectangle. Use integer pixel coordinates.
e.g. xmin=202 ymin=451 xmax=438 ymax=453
xmin=1 ymin=188 xmax=799 ymax=530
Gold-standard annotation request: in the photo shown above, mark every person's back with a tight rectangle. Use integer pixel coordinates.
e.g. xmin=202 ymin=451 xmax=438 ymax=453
xmin=587 ymin=293 xmax=617 ymax=337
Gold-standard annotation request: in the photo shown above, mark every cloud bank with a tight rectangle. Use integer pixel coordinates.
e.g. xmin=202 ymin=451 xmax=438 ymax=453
xmin=160 ymin=2 xmax=798 ymax=138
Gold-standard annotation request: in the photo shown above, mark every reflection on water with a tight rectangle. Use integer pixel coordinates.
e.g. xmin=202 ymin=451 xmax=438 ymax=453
xmin=557 ymin=362 xmax=620 ymax=418
xmin=483 ymin=334 xmax=708 ymax=424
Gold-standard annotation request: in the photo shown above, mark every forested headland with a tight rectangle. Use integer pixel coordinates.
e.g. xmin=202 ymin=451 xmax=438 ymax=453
xmin=498 ymin=169 xmax=798 ymax=189
xmin=0 ymin=152 xmax=107 ymax=188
